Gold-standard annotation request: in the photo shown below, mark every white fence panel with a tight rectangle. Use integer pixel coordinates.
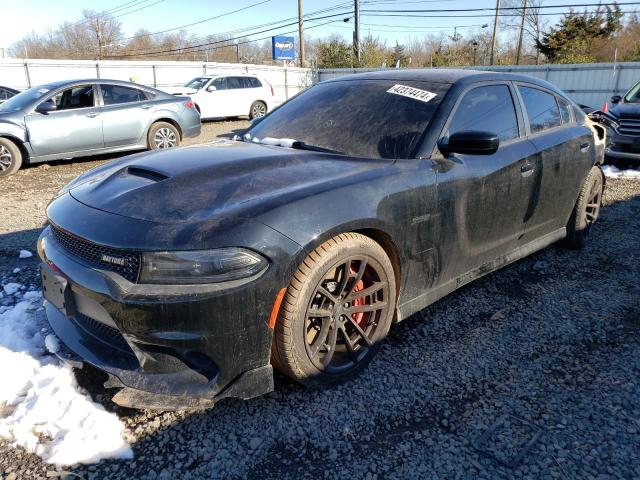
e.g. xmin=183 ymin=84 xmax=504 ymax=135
xmin=0 ymin=58 xmax=314 ymax=106
xmin=316 ymin=62 xmax=640 ymax=107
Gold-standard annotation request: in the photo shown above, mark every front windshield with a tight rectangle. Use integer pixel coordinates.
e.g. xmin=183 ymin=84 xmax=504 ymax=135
xmin=624 ymin=81 xmax=640 ymax=103
xmin=247 ymin=79 xmax=450 ymax=159
xmin=184 ymin=77 xmax=210 ymax=90
xmin=0 ymin=86 xmax=52 ymax=113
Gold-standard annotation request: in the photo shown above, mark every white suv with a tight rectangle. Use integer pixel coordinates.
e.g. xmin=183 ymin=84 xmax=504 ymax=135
xmin=169 ymin=75 xmax=274 ymax=120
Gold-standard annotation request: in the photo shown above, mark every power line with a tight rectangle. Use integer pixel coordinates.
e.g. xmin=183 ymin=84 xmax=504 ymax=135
xmin=362 ymin=9 xmax=639 ymax=18
xmin=106 ymin=10 xmax=353 ymax=58
xmin=120 ymin=0 xmax=271 ymax=40
xmin=361 ymin=1 xmax=639 ymax=13
xmin=115 ymin=0 xmax=353 ymax=55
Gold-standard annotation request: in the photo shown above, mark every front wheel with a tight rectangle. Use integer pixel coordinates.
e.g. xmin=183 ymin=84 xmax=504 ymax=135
xmin=271 ymin=233 xmax=397 ymax=387
xmin=0 ymin=138 xmax=23 ymax=178
xmin=148 ymin=122 xmax=180 ymax=150
xmin=563 ymin=166 xmax=604 ymax=249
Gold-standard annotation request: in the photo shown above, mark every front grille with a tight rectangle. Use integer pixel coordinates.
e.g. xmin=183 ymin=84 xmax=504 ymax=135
xmin=74 ymin=313 xmax=133 ymax=355
xmin=52 ymin=226 xmax=140 ymax=282
xmin=617 ymin=118 xmax=640 ymax=136
xmin=613 ymin=143 xmax=640 ymax=154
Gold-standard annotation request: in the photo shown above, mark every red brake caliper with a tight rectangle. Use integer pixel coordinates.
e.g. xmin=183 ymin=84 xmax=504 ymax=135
xmin=350 ymin=268 xmax=366 ymax=326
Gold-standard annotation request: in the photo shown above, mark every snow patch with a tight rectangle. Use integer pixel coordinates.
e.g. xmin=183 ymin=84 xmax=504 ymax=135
xmin=257 ymin=137 xmax=297 ymax=148
xmin=602 ymin=165 xmax=640 ymax=179
xmin=3 ymin=283 xmax=23 ymax=295
xmin=18 ymin=250 xmax=33 ymax=259
xmin=0 ymin=292 xmax=132 ymax=465
xmin=13 ymin=268 xmax=21 ymax=274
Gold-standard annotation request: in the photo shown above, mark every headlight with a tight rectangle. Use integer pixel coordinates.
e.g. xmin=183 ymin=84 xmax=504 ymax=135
xmin=139 ymin=248 xmax=268 ymax=285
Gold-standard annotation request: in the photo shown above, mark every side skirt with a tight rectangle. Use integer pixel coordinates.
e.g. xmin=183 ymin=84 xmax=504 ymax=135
xmin=396 ymin=227 xmax=566 ymax=322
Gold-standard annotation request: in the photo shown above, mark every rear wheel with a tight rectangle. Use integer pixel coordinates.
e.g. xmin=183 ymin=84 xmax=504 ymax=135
xmin=563 ymin=166 xmax=604 ymax=249
xmin=148 ymin=122 xmax=180 ymax=150
xmin=271 ymin=233 xmax=396 ymax=387
xmin=0 ymin=138 xmax=22 ymax=178
xmin=249 ymin=101 xmax=267 ymax=119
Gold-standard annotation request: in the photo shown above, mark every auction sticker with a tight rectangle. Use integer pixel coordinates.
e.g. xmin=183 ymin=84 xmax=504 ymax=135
xmin=387 ymin=84 xmax=437 ymax=103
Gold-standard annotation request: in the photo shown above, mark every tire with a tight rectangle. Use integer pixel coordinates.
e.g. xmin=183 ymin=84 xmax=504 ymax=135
xmin=563 ymin=166 xmax=604 ymax=249
xmin=249 ymin=101 xmax=267 ymax=119
xmin=271 ymin=233 xmax=397 ymax=387
xmin=147 ymin=122 xmax=180 ymax=150
xmin=0 ymin=137 xmax=23 ymax=178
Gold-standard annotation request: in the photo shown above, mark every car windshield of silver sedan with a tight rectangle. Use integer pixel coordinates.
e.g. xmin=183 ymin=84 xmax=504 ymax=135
xmin=0 ymin=86 xmax=51 ymax=112
xmin=246 ymin=79 xmax=450 ymax=159
xmin=184 ymin=77 xmax=210 ymax=90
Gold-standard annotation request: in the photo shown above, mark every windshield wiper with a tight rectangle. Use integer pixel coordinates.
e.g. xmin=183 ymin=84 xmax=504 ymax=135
xmin=290 ymin=141 xmax=344 ymax=155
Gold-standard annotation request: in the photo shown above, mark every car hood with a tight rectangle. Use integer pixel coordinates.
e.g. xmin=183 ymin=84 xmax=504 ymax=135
xmin=609 ymin=102 xmax=640 ymax=118
xmin=67 ymin=140 xmax=392 ymax=225
xmin=163 ymin=87 xmax=199 ymax=96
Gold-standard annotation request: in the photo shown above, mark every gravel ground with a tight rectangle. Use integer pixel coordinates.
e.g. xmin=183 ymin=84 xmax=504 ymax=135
xmin=1 ymin=130 xmax=639 ymax=479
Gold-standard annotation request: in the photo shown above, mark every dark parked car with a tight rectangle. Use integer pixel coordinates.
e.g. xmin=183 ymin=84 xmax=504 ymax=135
xmin=0 ymin=86 xmax=19 ymax=104
xmin=38 ymin=70 xmax=604 ymax=409
xmin=605 ymin=79 xmax=640 ymax=164
xmin=0 ymin=79 xmax=201 ymax=177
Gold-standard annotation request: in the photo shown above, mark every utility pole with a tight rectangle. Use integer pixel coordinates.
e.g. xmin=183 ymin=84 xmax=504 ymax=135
xmin=298 ymin=0 xmax=305 ymax=67
xmin=515 ymin=0 xmax=527 ymax=65
xmin=353 ymin=0 xmax=361 ymax=62
xmin=490 ymin=0 xmax=500 ymax=65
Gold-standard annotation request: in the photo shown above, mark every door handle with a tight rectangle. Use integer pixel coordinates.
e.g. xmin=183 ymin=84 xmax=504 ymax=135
xmin=141 ymin=104 xmax=153 ymax=110
xmin=521 ymin=163 xmax=534 ymax=177
xmin=86 ymin=112 xmax=100 ymax=118
xmin=580 ymin=142 xmax=590 ymax=152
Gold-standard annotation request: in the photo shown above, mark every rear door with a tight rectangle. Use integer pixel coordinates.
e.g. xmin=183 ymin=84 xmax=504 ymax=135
xmin=226 ymin=76 xmax=250 ymax=116
xmin=515 ymin=84 xmax=594 ymax=241
xmin=25 ymin=84 xmax=103 ymax=157
xmin=98 ymin=83 xmax=154 ymax=147
xmin=434 ymin=82 xmax=538 ymax=279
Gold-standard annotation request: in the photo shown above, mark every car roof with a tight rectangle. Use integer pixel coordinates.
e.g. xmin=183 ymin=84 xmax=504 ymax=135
xmin=31 ymin=79 xmax=162 ymax=92
xmin=323 ymin=68 xmax=565 ymax=95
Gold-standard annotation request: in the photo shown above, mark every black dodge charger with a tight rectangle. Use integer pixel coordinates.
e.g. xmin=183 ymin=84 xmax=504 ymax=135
xmin=38 ymin=70 xmax=604 ymax=409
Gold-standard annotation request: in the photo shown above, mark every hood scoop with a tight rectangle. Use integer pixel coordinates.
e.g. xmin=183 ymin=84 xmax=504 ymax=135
xmin=126 ymin=166 xmax=169 ymax=182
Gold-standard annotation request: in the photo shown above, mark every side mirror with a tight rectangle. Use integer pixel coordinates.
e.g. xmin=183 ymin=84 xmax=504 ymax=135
xmin=206 ymin=86 xmax=217 ymax=92
xmin=611 ymin=95 xmax=622 ymax=104
xmin=36 ymin=101 xmax=57 ymax=114
xmin=440 ymin=130 xmax=499 ymax=156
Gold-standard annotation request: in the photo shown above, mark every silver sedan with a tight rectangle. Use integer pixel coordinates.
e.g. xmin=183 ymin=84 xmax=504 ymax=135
xmin=0 ymin=79 xmax=201 ymax=177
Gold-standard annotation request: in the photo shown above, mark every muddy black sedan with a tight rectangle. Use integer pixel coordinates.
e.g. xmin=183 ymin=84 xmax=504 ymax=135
xmin=38 ymin=70 xmax=604 ymax=409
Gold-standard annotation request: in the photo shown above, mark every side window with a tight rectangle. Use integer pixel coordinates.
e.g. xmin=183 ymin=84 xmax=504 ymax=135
xmin=101 ymin=84 xmax=146 ymax=105
xmin=227 ymin=77 xmax=245 ymax=90
xmin=518 ymin=86 xmax=562 ymax=133
xmin=211 ymin=77 xmax=227 ymax=90
xmin=557 ymin=97 xmax=572 ymax=124
xmin=49 ymin=85 xmax=95 ymax=110
xmin=246 ymin=77 xmax=262 ymax=88
xmin=0 ymin=89 xmax=8 ymax=100
xmin=447 ymin=84 xmax=519 ymax=142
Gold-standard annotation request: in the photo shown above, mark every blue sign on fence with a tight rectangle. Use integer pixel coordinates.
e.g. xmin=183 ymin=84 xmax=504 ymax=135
xmin=272 ymin=36 xmax=295 ymax=61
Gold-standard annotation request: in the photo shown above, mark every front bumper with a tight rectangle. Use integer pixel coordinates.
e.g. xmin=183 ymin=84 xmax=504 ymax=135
xmin=606 ymin=132 xmax=640 ymax=162
xmin=37 ymin=220 xmax=294 ymax=409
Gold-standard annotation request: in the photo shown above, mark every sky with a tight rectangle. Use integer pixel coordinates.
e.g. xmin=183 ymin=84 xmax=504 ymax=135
xmin=0 ymin=0 xmax=636 ymax=54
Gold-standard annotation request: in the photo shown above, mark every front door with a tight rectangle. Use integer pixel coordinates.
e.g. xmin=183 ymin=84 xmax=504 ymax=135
xmin=25 ymin=84 xmax=103 ymax=157
xmin=433 ymin=83 xmax=536 ymax=281
xmin=197 ymin=77 xmax=234 ymax=118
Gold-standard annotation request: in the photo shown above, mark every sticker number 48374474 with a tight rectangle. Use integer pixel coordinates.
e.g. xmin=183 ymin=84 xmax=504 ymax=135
xmin=387 ymin=84 xmax=437 ymax=103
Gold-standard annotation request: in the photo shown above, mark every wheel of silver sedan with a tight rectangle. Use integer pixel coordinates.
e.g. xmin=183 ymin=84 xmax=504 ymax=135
xmin=250 ymin=101 xmax=267 ymax=119
xmin=147 ymin=121 xmax=181 ymax=151
xmin=0 ymin=145 xmax=11 ymax=171
xmin=0 ymin=138 xmax=22 ymax=178
xmin=271 ymin=233 xmax=397 ymax=387
xmin=154 ymin=127 xmax=177 ymax=149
